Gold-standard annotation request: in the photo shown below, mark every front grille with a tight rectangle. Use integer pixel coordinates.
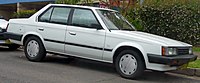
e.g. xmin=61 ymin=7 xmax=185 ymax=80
xmin=177 ymin=47 xmax=189 ymax=55
xmin=2 ymin=29 xmax=6 ymax=32
xmin=0 ymin=29 xmax=7 ymax=40
xmin=0 ymin=29 xmax=6 ymax=33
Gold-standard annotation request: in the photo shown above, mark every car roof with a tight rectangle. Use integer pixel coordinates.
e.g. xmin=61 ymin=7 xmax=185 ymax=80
xmin=49 ymin=4 xmax=117 ymax=12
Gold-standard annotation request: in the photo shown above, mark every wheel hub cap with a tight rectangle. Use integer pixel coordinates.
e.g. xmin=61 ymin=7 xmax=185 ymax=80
xmin=119 ymin=54 xmax=137 ymax=75
xmin=27 ymin=40 xmax=39 ymax=57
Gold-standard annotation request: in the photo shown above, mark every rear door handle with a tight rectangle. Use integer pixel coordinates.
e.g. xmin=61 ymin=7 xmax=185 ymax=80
xmin=69 ymin=32 xmax=76 ymax=35
xmin=38 ymin=28 xmax=44 ymax=31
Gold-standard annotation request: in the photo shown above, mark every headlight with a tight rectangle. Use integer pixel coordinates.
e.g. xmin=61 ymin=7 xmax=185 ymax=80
xmin=0 ymin=27 xmax=2 ymax=32
xmin=189 ymin=47 xmax=193 ymax=54
xmin=162 ymin=47 xmax=177 ymax=56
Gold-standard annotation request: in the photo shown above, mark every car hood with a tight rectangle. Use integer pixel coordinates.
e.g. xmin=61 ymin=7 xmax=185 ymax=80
xmin=111 ymin=30 xmax=191 ymax=46
xmin=0 ymin=19 xmax=8 ymax=29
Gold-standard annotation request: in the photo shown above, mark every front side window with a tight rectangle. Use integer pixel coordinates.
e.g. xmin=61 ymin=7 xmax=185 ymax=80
xmin=71 ymin=9 xmax=101 ymax=29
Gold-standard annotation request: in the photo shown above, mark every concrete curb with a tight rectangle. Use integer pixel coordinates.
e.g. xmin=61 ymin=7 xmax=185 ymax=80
xmin=171 ymin=68 xmax=200 ymax=77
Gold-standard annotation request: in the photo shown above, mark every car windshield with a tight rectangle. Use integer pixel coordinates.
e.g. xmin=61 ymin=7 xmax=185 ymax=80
xmin=96 ymin=9 xmax=135 ymax=31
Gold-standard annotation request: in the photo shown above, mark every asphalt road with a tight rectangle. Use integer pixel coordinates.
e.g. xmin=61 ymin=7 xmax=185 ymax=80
xmin=0 ymin=47 xmax=200 ymax=83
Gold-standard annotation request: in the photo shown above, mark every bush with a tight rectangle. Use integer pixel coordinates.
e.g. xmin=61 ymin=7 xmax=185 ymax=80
xmin=13 ymin=10 xmax=37 ymax=18
xmin=126 ymin=1 xmax=200 ymax=45
xmin=126 ymin=8 xmax=144 ymax=31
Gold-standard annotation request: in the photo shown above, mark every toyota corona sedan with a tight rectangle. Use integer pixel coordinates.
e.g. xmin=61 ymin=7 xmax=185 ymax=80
xmin=5 ymin=4 xmax=197 ymax=79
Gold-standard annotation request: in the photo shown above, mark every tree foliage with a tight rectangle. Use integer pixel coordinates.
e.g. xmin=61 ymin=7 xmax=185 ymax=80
xmin=55 ymin=0 xmax=81 ymax=4
xmin=126 ymin=0 xmax=200 ymax=45
xmin=13 ymin=10 xmax=37 ymax=18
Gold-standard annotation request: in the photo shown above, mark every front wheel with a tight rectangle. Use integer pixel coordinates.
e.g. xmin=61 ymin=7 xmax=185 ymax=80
xmin=115 ymin=50 xmax=145 ymax=79
xmin=24 ymin=36 xmax=46 ymax=62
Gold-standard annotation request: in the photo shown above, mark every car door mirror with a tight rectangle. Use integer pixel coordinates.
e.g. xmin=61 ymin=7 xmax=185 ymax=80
xmin=91 ymin=24 xmax=103 ymax=30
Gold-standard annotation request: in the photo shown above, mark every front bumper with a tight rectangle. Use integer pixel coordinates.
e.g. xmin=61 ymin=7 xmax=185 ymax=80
xmin=0 ymin=32 xmax=7 ymax=40
xmin=0 ymin=32 xmax=10 ymax=44
xmin=148 ymin=54 xmax=197 ymax=66
xmin=4 ymin=32 xmax=23 ymax=41
xmin=0 ymin=40 xmax=11 ymax=44
xmin=0 ymin=31 xmax=13 ymax=44
xmin=0 ymin=40 xmax=6 ymax=44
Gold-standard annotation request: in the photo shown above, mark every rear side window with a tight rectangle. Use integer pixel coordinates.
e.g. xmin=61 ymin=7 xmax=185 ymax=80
xmin=50 ymin=7 xmax=71 ymax=24
xmin=38 ymin=7 xmax=53 ymax=22
xmin=38 ymin=6 xmax=71 ymax=25
xmin=71 ymin=9 xmax=101 ymax=29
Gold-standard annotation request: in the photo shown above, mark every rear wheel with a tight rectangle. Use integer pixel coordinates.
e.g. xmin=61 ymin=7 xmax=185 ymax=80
xmin=115 ymin=50 xmax=145 ymax=79
xmin=24 ymin=36 xmax=46 ymax=62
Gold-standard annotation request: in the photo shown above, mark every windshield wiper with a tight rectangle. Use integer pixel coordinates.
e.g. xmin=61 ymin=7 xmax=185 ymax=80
xmin=121 ymin=29 xmax=135 ymax=31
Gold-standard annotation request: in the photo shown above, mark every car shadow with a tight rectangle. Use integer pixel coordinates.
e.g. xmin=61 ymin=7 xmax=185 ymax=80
xmin=42 ymin=55 xmax=200 ymax=82
xmin=43 ymin=55 xmax=116 ymax=74
xmin=13 ymin=52 xmax=200 ymax=82
xmin=0 ymin=46 xmax=21 ymax=51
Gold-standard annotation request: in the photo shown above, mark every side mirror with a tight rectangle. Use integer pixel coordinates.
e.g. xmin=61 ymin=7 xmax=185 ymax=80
xmin=91 ymin=24 xmax=103 ymax=30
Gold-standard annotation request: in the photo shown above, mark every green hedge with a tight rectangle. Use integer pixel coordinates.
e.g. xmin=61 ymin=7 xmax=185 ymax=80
xmin=13 ymin=10 xmax=37 ymax=18
xmin=126 ymin=1 xmax=200 ymax=45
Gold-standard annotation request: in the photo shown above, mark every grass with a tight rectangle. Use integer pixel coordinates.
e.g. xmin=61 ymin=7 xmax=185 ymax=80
xmin=187 ymin=47 xmax=200 ymax=68
xmin=193 ymin=47 xmax=200 ymax=52
xmin=188 ymin=59 xmax=200 ymax=68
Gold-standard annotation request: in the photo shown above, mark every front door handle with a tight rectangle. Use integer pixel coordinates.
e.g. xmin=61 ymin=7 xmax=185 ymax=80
xmin=69 ymin=32 xmax=76 ymax=35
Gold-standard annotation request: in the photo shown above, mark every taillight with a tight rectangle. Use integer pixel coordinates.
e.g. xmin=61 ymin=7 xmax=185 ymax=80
xmin=6 ymin=23 xmax=9 ymax=31
xmin=162 ymin=47 xmax=165 ymax=56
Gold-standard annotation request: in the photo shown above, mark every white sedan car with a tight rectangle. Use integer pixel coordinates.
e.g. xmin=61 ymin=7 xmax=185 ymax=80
xmin=6 ymin=4 xmax=197 ymax=79
xmin=0 ymin=17 xmax=19 ymax=50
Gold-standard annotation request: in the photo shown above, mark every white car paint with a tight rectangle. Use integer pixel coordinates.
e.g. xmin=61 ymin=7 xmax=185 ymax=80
xmin=7 ymin=4 xmax=194 ymax=71
xmin=0 ymin=19 xmax=8 ymax=44
xmin=0 ymin=19 xmax=8 ymax=29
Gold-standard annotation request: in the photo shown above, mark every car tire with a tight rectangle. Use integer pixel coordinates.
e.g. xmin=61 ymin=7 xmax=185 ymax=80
xmin=24 ymin=36 xmax=46 ymax=62
xmin=8 ymin=44 xmax=20 ymax=50
xmin=115 ymin=50 xmax=145 ymax=79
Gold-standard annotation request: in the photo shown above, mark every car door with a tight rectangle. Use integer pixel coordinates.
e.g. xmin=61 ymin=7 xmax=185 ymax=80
xmin=37 ymin=6 xmax=71 ymax=53
xmin=65 ymin=8 xmax=106 ymax=60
